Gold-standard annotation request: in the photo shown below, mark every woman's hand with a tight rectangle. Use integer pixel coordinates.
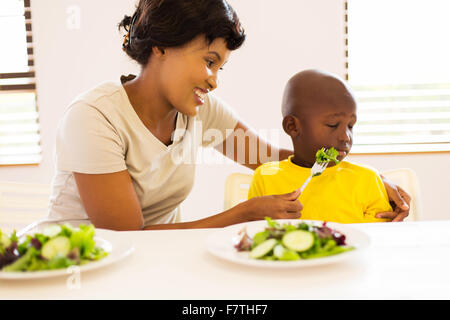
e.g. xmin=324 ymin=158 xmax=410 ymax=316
xmin=377 ymin=174 xmax=411 ymax=221
xmin=237 ymin=189 xmax=303 ymax=222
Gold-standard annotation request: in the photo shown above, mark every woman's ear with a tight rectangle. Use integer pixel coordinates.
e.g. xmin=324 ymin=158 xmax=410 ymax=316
xmin=282 ymin=115 xmax=301 ymax=138
xmin=152 ymin=46 xmax=166 ymax=57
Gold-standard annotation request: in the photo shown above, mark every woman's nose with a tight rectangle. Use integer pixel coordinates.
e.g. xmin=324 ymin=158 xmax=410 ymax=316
xmin=206 ymin=75 xmax=218 ymax=91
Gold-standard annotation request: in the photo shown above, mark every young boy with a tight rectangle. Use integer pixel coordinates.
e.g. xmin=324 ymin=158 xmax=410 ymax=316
xmin=248 ymin=69 xmax=391 ymax=223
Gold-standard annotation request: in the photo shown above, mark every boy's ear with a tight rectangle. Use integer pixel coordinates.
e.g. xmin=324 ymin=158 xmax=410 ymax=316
xmin=282 ymin=115 xmax=301 ymax=138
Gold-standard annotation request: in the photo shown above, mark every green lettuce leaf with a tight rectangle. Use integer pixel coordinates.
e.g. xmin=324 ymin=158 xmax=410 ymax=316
xmin=70 ymin=224 xmax=95 ymax=258
xmin=315 ymin=147 xmax=340 ymax=165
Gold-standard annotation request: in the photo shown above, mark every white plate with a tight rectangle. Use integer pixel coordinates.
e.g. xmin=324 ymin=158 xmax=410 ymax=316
xmin=206 ymin=219 xmax=370 ymax=268
xmin=0 ymin=229 xmax=134 ymax=279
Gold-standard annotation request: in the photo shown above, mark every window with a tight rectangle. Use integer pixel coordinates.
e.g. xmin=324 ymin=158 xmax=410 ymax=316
xmin=0 ymin=0 xmax=41 ymax=165
xmin=345 ymin=0 xmax=450 ymax=153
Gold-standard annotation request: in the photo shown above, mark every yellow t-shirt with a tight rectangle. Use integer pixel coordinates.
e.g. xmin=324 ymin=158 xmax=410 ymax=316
xmin=248 ymin=156 xmax=392 ymax=223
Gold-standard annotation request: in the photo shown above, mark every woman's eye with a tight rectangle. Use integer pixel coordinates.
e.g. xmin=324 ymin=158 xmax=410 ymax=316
xmin=205 ymin=59 xmax=225 ymax=71
xmin=326 ymin=124 xmax=338 ymax=128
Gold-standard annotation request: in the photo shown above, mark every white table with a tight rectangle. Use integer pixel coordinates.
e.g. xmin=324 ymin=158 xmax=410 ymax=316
xmin=1 ymin=220 xmax=450 ymax=300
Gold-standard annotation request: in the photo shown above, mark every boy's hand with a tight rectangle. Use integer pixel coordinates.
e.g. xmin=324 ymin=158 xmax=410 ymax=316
xmin=377 ymin=175 xmax=411 ymax=221
xmin=242 ymin=189 xmax=303 ymax=221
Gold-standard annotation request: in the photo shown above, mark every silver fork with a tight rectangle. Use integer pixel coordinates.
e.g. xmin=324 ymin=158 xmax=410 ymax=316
xmin=299 ymin=161 xmax=328 ymax=193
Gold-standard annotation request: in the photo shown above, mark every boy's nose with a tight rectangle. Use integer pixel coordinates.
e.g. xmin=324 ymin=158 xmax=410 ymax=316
xmin=338 ymin=128 xmax=352 ymax=144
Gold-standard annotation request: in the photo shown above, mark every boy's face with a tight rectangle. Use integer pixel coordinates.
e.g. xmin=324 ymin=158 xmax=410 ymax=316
xmin=299 ymin=100 xmax=356 ymax=165
xmin=285 ymin=91 xmax=357 ymax=168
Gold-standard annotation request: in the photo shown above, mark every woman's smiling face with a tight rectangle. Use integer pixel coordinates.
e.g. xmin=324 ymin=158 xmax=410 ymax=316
xmin=157 ymin=35 xmax=231 ymax=116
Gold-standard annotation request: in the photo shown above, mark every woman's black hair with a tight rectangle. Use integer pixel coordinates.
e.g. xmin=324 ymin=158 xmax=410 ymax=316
xmin=118 ymin=0 xmax=246 ymax=66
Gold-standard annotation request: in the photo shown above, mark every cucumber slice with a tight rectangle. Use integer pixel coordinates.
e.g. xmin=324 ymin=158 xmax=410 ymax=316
xmin=282 ymin=230 xmax=314 ymax=252
xmin=41 ymin=236 xmax=71 ymax=260
xmin=273 ymin=244 xmax=300 ymax=261
xmin=249 ymin=238 xmax=277 ymax=259
xmin=273 ymin=244 xmax=285 ymax=259
xmin=43 ymin=225 xmax=62 ymax=238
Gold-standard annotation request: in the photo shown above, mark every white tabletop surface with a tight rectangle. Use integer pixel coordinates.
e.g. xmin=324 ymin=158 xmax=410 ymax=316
xmin=1 ymin=220 xmax=450 ymax=300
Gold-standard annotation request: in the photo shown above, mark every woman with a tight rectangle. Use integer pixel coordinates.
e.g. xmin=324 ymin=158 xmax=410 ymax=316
xmin=48 ymin=0 xmax=410 ymax=231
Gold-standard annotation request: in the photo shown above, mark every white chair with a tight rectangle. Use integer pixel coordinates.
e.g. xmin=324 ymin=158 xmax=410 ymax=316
xmin=174 ymin=206 xmax=182 ymax=223
xmin=380 ymin=168 xmax=422 ymax=221
xmin=224 ymin=173 xmax=252 ymax=211
xmin=224 ymin=168 xmax=421 ymax=221
xmin=0 ymin=181 xmax=51 ymax=234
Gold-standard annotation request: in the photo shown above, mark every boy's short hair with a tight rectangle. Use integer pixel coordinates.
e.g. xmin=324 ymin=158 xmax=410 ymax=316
xmin=281 ymin=69 xmax=355 ymax=118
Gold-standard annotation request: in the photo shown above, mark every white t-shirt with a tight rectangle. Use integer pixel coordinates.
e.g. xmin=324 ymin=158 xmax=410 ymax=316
xmin=48 ymin=80 xmax=239 ymax=226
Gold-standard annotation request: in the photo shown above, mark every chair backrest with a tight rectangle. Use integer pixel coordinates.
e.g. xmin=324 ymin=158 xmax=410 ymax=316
xmin=380 ymin=168 xmax=422 ymax=221
xmin=174 ymin=206 xmax=182 ymax=223
xmin=224 ymin=173 xmax=253 ymax=211
xmin=0 ymin=181 xmax=51 ymax=233
xmin=224 ymin=168 xmax=421 ymax=221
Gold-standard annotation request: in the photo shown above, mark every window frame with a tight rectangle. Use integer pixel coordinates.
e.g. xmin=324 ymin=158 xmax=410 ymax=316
xmin=0 ymin=0 xmax=42 ymax=166
xmin=344 ymin=0 xmax=450 ymax=155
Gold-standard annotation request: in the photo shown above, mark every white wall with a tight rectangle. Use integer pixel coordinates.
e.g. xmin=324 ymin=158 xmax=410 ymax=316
xmin=1 ymin=0 xmax=449 ymax=221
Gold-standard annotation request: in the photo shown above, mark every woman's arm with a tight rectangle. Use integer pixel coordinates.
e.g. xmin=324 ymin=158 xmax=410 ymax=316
xmin=377 ymin=175 xmax=411 ymax=222
xmin=215 ymin=121 xmax=293 ymax=170
xmin=74 ymin=170 xmax=302 ymax=231
xmin=144 ymin=190 xmax=302 ymax=230
xmin=74 ymin=171 xmax=144 ymax=230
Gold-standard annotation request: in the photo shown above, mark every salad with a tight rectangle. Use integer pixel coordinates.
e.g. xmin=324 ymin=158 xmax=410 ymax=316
xmin=234 ymin=218 xmax=354 ymax=261
xmin=315 ymin=147 xmax=340 ymax=165
xmin=312 ymin=147 xmax=340 ymax=177
xmin=0 ymin=224 xmax=108 ymax=272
